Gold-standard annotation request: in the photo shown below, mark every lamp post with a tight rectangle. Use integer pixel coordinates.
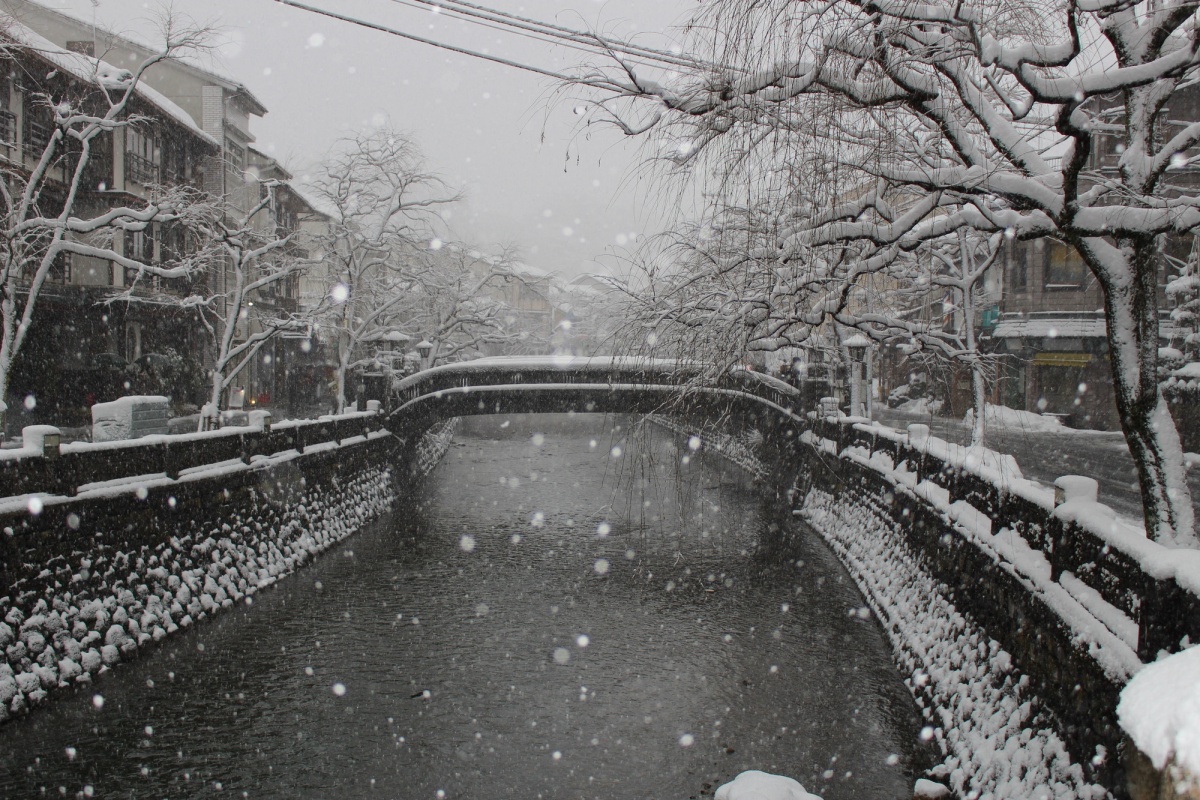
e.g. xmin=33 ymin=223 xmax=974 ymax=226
xmin=844 ymin=335 xmax=872 ymax=418
xmin=415 ymin=339 xmax=434 ymax=371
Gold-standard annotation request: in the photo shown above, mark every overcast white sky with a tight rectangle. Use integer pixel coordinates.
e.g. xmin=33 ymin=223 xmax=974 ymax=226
xmin=40 ymin=0 xmax=697 ymax=278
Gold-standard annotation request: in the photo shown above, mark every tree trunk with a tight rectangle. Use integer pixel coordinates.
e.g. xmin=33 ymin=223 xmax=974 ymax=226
xmin=202 ymin=368 xmax=223 ymax=432
xmin=1103 ymin=239 xmax=1197 ymax=547
xmin=961 ymin=284 xmax=987 ymax=448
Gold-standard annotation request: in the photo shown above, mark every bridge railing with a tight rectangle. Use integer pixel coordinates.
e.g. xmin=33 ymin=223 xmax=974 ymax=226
xmin=389 ymin=359 xmax=803 ymax=417
xmin=807 ymin=415 xmax=1200 ymax=661
xmin=0 ymin=410 xmax=385 ymax=502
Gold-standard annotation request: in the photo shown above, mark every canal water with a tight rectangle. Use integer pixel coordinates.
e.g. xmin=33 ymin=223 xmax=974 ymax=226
xmin=0 ymin=414 xmax=921 ymax=799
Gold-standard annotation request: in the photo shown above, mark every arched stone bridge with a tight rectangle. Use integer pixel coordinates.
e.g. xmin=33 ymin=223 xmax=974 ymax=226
xmin=386 ymin=355 xmax=806 ymax=447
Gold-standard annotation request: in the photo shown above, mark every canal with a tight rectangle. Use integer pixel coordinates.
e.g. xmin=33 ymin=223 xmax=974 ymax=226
xmin=0 ymin=414 xmax=921 ymax=799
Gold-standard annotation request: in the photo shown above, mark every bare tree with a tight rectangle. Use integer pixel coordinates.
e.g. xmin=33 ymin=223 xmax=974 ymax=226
xmin=574 ymin=0 xmax=1200 ymax=546
xmin=309 ymin=129 xmax=457 ymax=412
xmin=183 ymin=184 xmax=303 ymax=429
xmin=0 ymin=15 xmax=213 ymax=426
xmin=407 ymin=245 xmax=537 ymax=365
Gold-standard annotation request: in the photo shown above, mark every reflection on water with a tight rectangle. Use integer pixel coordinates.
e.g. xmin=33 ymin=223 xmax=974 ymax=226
xmin=0 ymin=414 xmax=920 ymax=799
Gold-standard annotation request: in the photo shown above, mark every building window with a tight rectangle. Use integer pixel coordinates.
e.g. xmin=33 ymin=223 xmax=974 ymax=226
xmin=125 ymin=127 xmax=159 ymax=186
xmin=23 ymin=104 xmax=54 ymax=160
xmin=161 ymin=137 xmax=188 ymax=185
xmin=225 ymin=142 xmax=245 ymax=178
xmin=53 ymin=251 xmax=72 ymax=284
xmin=65 ymin=41 xmax=96 ymax=57
xmin=124 ymin=226 xmax=157 ymax=284
xmin=0 ymin=80 xmax=12 ymax=151
xmin=1011 ymin=242 xmax=1027 ymax=291
xmin=1044 ymin=240 xmax=1088 ymax=288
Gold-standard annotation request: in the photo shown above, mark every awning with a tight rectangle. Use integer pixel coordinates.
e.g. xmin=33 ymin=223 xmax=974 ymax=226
xmin=1032 ymin=352 xmax=1092 ymax=367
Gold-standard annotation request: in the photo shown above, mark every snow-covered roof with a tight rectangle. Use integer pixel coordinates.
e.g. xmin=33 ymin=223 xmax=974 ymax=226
xmin=1 ymin=18 xmax=218 ymax=148
xmin=993 ymin=314 xmax=1179 ymax=341
xmin=992 ymin=316 xmax=1108 ymax=339
xmin=288 ymin=183 xmax=339 ymax=221
xmin=9 ymin=0 xmax=268 ymax=115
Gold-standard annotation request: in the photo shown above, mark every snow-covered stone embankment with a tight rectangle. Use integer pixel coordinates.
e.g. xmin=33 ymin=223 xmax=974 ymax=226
xmin=645 ymin=414 xmax=766 ymax=478
xmin=0 ymin=433 xmax=414 ymax=723
xmin=801 ymin=487 xmax=1111 ymax=799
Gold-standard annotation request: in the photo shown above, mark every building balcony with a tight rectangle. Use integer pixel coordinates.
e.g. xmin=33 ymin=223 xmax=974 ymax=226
xmin=124 ymin=152 xmax=159 ymax=187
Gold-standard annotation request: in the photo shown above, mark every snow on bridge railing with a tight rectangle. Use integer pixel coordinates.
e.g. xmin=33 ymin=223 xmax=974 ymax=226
xmin=0 ymin=408 xmax=387 ymax=503
xmin=389 ymin=356 xmax=801 ymax=413
xmin=806 ymin=414 xmax=1200 ymax=666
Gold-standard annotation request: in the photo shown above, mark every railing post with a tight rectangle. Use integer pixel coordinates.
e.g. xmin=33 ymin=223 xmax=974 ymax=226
xmin=162 ymin=441 xmax=179 ymax=481
xmin=1138 ymin=574 xmax=1192 ymax=661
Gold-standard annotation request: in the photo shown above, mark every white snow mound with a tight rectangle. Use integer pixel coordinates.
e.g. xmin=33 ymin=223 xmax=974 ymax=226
xmin=963 ymin=403 xmax=1065 ymax=432
xmin=714 ymin=770 xmax=822 ymax=800
xmin=1118 ymin=644 xmax=1200 ymax=775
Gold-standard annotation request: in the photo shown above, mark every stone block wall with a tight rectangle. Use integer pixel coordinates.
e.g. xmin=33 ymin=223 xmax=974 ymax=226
xmin=0 ymin=434 xmax=401 ymax=722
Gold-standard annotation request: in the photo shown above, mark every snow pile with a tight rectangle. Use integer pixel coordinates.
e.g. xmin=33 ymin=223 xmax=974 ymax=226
xmin=1118 ymin=645 xmax=1200 ymax=779
xmin=963 ymin=404 xmax=1065 ymax=433
xmin=897 ymin=397 xmax=944 ymax=415
xmin=715 ymin=770 xmax=822 ymax=800
xmin=91 ymin=395 xmax=169 ymax=442
xmin=800 ymin=487 xmax=1110 ymax=799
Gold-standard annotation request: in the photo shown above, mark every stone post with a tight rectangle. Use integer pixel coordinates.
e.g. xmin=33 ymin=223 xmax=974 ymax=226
xmin=1118 ymin=645 xmax=1200 ymax=799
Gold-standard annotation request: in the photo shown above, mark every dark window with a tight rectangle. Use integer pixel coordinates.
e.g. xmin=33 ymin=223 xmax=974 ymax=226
xmin=23 ymin=104 xmax=54 ymax=160
xmin=1011 ymin=242 xmax=1027 ymax=290
xmin=125 ymin=127 xmax=159 ymax=186
xmin=1044 ymin=240 xmax=1088 ymax=288
xmin=0 ymin=80 xmax=11 ymax=150
xmin=52 ymin=251 xmax=71 ymax=284
xmin=161 ymin=137 xmax=188 ymax=185
xmin=65 ymin=41 xmax=95 ymax=57
xmin=225 ymin=142 xmax=244 ymax=176
xmin=124 ymin=226 xmax=158 ymax=284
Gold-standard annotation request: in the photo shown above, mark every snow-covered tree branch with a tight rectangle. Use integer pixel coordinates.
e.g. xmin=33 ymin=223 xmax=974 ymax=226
xmin=572 ymin=0 xmax=1200 ymax=546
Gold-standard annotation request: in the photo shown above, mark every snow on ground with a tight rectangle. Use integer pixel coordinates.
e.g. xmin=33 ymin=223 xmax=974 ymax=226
xmin=897 ymin=397 xmax=945 ymax=416
xmin=800 ymin=487 xmax=1111 ymax=800
xmin=1118 ymin=645 xmax=1200 ymax=778
xmin=963 ymin=404 xmax=1066 ymax=433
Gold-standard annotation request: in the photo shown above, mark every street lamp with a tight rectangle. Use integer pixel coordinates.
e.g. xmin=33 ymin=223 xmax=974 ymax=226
xmin=415 ymin=339 xmax=434 ymax=371
xmin=844 ymin=334 xmax=872 ymax=418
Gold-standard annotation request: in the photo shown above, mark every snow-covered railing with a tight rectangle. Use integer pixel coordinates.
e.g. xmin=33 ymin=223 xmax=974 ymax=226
xmin=389 ymin=357 xmax=801 ymax=420
xmin=807 ymin=415 xmax=1200 ymax=663
xmin=0 ymin=410 xmax=386 ymax=501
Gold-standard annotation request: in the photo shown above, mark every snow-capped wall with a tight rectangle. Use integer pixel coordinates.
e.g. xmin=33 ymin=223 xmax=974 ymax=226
xmin=800 ymin=485 xmax=1111 ymax=799
xmin=0 ymin=434 xmax=402 ymax=723
xmin=689 ymin=416 xmax=1128 ymax=796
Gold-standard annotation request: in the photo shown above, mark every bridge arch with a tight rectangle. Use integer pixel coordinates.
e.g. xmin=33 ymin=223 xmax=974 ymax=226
xmin=384 ymin=356 xmax=812 ymax=481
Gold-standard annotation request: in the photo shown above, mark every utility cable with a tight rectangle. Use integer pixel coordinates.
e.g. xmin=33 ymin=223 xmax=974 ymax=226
xmin=389 ymin=0 xmax=730 ymax=73
xmin=273 ymin=0 xmax=584 ymax=83
xmin=382 ymin=0 xmax=674 ymax=73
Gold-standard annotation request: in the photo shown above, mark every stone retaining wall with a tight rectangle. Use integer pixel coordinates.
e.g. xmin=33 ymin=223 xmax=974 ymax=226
xmin=681 ymin=417 xmax=1123 ymax=798
xmin=0 ymin=425 xmax=460 ymax=724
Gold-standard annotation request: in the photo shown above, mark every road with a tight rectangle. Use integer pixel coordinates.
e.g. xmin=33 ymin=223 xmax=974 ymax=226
xmin=874 ymin=408 xmax=1200 ymax=526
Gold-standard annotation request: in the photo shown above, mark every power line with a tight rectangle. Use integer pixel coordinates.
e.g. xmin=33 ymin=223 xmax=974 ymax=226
xmin=391 ymin=0 xmax=728 ymax=73
xmin=273 ymin=0 xmax=582 ymax=83
xmin=275 ymin=0 xmax=737 ymax=88
xmin=382 ymin=0 xmax=673 ymax=73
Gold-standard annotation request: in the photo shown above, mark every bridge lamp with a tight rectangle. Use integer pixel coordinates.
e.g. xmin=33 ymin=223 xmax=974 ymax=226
xmin=415 ymin=339 xmax=434 ymax=370
xmin=844 ymin=335 xmax=872 ymax=419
